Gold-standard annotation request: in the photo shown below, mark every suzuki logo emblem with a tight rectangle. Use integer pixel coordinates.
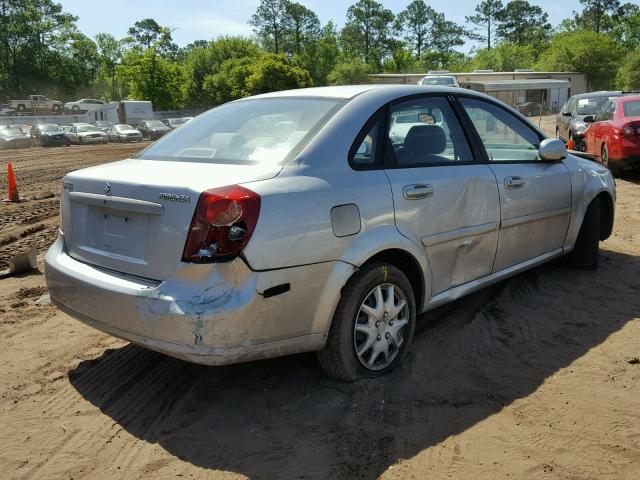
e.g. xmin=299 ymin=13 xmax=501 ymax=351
xmin=104 ymin=182 xmax=111 ymax=194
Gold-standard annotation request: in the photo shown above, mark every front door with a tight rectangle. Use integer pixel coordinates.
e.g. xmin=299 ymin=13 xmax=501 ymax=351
xmin=382 ymin=95 xmax=500 ymax=296
xmin=458 ymin=96 xmax=572 ymax=272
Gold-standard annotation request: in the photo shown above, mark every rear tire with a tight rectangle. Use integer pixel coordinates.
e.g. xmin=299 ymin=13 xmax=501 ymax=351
xmin=317 ymin=262 xmax=416 ymax=381
xmin=568 ymin=197 xmax=600 ymax=270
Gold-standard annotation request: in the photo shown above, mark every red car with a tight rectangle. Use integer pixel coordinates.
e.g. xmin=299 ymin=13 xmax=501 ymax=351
xmin=583 ymin=94 xmax=640 ymax=175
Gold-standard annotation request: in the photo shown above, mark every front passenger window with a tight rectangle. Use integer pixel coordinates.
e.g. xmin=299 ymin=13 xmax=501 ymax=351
xmin=460 ymin=97 xmax=541 ymax=162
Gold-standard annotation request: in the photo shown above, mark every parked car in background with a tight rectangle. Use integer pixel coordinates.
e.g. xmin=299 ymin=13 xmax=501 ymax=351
xmin=583 ymin=94 xmax=640 ymax=176
xmin=94 ymin=121 xmax=113 ymax=134
xmin=0 ymin=124 xmax=31 ymax=135
xmin=0 ymin=127 xmax=31 ymax=149
xmin=64 ymin=99 xmax=106 ymax=113
xmin=162 ymin=117 xmax=188 ymax=130
xmin=30 ymin=123 xmax=71 ymax=147
xmin=66 ymin=125 xmax=108 ymax=145
xmin=556 ymin=92 xmax=622 ymax=151
xmin=137 ymin=119 xmax=170 ymax=140
xmin=108 ymin=124 xmax=143 ymax=143
xmin=45 ymin=85 xmax=615 ymax=381
xmin=417 ymin=75 xmax=460 ymax=87
xmin=0 ymin=104 xmax=14 ymax=116
xmin=9 ymin=95 xmax=62 ymax=114
xmin=516 ymin=102 xmax=550 ymax=117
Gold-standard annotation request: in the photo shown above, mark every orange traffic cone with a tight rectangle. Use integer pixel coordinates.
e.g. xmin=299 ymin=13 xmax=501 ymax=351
xmin=3 ymin=162 xmax=20 ymax=203
xmin=567 ymin=138 xmax=575 ymax=151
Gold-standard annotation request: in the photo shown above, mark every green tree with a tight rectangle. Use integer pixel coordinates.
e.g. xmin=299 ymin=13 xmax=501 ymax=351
xmin=249 ymin=0 xmax=290 ymax=54
xmin=285 ymin=2 xmax=320 ymax=54
xmin=431 ymin=14 xmax=467 ymax=52
xmin=470 ymin=42 xmax=536 ymax=71
xmin=466 ymin=0 xmax=504 ymax=49
xmin=183 ymin=36 xmax=260 ymax=108
xmin=203 ymin=53 xmax=312 ymax=104
xmin=94 ymin=33 xmax=123 ymax=100
xmin=123 ymin=19 xmax=178 ymax=107
xmin=574 ymin=0 xmax=620 ymax=33
xmin=340 ymin=0 xmax=395 ymax=68
xmin=496 ymin=0 xmax=551 ymax=45
xmin=536 ymin=30 xmax=623 ymax=90
xmin=327 ymin=60 xmax=371 ymax=85
xmin=611 ymin=3 xmax=640 ymax=48
xmin=395 ymin=0 xmax=438 ymax=57
xmin=616 ymin=48 xmax=640 ymax=90
xmin=0 ymin=0 xmax=78 ymax=97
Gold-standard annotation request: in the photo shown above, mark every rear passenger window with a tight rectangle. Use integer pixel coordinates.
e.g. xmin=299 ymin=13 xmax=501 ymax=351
xmin=350 ymin=119 xmax=381 ymax=168
xmin=387 ymin=96 xmax=474 ymax=166
xmin=460 ymin=97 xmax=541 ymax=162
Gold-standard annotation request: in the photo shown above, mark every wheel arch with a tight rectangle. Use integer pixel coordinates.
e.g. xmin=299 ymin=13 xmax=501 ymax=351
xmin=596 ymin=191 xmax=614 ymax=240
xmin=359 ymin=248 xmax=425 ymax=313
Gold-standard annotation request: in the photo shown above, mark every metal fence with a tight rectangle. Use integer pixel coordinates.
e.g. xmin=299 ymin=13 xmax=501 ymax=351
xmin=0 ymin=113 xmax=91 ymax=127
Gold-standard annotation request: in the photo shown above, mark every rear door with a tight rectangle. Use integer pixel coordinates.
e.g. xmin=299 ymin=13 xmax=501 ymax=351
xmin=382 ymin=95 xmax=500 ymax=296
xmin=458 ymin=96 xmax=571 ymax=272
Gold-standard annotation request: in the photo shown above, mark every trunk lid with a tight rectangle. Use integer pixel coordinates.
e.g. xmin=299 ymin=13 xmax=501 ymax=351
xmin=62 ymin=158 xmax=280 ymax=280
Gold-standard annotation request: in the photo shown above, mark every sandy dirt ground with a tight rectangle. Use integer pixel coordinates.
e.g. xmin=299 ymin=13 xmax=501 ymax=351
xmin=0 ymin=119 xmax=639 ymax=479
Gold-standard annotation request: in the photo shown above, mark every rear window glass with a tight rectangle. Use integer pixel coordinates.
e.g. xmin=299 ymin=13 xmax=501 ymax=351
xmin=623 ymin=101 xmax=640 ymax=117
xmin=420 ymin=77 xmax=455 ymax=86
xmin=576 ymin=96 xmax=615 ymax=115
xmin=136 ymin=98 xmax=344 ymax=165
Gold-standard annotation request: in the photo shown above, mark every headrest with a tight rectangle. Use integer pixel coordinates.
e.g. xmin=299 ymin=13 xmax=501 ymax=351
xmin=403 ymin=125 xmax=446 ymax=155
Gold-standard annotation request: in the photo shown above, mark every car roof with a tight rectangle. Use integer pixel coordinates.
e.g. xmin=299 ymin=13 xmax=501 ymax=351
xmin=619 ymin=94 xmax=640 ymax=103
xmin=248 ymin=84 xmax=467 ymax=100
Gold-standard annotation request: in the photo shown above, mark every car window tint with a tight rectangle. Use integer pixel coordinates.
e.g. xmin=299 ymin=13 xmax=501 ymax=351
xmin=387 ymin=96 xmax=473 ymax=166
xmin=351 ymin=119 xmax=380 ymax=167
xmin=460 ymin=97 xmax=541 ymax=162
xmin=623 ymin=100 xmax=640 ymax=117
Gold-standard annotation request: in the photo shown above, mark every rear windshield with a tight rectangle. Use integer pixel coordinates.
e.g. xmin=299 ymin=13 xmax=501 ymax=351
xmin=420 ymin=77 xmax=455 ymax=86
xmin=623 ymin=100 xmax=640 ymax=117
xmin=576 ymin=96 xmax=614 ymax=115
xmin=136 ymin=98 xmax=344 ymax=165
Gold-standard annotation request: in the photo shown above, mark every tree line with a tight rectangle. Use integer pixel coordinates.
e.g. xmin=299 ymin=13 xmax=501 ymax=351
xmin=0 ymin=0 xmax=639 ymax=110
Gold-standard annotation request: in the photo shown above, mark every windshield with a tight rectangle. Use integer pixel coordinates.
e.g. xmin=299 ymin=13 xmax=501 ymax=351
xmin=147 ymin=120 xmax=166 ymax=128
xmin=420 ymin=77 xmax=455 ymax=86
xmin=96 ymin=121 xmax=111 ymax=127
xmin=40 ymin=124 xmax=62 ymax=132
xmin=136 ymin=98 xmax=344 ymax=165
xmin=78 ymin=126 xmax=101 ymax=133
xmin=576 ymin=96 xmax=614 ymax=115
xmin=115 ymin=125 xmax=133 ymax=131
xmin=0 ymin=129 xmax=22 ymax=137
xmin=168 ymin=118 xmax=186 ymax=126
xmin=623 ymin=100 xmax=640 ymax=117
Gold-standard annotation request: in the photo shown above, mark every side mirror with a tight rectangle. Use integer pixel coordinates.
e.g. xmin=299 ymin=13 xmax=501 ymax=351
xmin=561 ymin=111 xmax=572 ymax=117
xmin=583 ymin=115 xmax=594 ymax=123
xmin=539 ymin=138 xmax=567 ymax=161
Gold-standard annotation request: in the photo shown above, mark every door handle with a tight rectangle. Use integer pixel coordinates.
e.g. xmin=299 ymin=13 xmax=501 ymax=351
xmin=504 ymin=176 xmax=525 ymax=190
xmin=403 ymin=184 xmax=433 ymax=200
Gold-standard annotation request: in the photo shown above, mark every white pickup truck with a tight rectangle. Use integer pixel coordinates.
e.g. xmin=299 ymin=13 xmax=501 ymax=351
xmin=10 ymin=95 xmax=63 ymax=114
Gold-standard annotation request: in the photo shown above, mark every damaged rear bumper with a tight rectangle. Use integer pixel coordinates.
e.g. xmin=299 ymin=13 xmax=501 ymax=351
xmin=45 ymin=235 xmax=350 ymax=365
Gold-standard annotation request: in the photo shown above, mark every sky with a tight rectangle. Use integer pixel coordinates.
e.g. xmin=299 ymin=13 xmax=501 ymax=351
xmin=57 ymin=0 xmax=584 ymax=52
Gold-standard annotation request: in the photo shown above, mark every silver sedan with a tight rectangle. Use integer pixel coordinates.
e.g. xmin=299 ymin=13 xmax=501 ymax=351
xmin=45 ymin=85 xmax=616 ymax=381
xmin=65 ymin=125 xmax=108 ymax=145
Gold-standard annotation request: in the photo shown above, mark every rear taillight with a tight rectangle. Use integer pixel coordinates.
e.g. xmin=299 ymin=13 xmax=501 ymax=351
xmin=622 ymin=124 xmax=640 ymax=137
xmin=182 ymin=185 xmax=261 ymax=263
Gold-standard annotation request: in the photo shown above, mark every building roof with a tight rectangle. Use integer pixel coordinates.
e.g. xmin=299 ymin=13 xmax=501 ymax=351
xmin=460 ymin=79 xmax=571 ymax=92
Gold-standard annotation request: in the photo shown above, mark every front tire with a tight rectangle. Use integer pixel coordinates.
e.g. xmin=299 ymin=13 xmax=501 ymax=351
xmin=317 ymin=262 xmax=416 ymax=381
xmin=568 ymin=197 xmax=600 ymax=270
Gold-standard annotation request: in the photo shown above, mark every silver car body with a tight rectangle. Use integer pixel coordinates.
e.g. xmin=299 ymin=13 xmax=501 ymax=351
xmin=45 ymin=85 xmax=616 ymax=366
xmin=108 ymin=124 xmax=143 ymax=143
xmin=66 ymin=125 xmax=108 ymax=145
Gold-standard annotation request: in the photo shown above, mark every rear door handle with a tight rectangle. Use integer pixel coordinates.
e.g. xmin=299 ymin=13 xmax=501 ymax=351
xmin=403 ymin=184 xmax=433 ymax=200
xmin=504 ymin=176 xmax=525 ymax=190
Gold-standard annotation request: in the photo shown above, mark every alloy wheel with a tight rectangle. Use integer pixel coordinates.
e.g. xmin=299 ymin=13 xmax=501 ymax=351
xmin=353 ymin=283 xmax=409 ymax=371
